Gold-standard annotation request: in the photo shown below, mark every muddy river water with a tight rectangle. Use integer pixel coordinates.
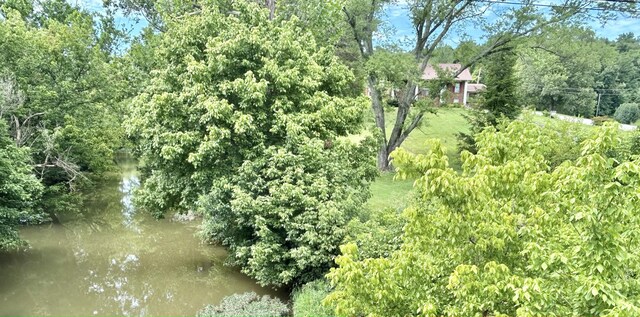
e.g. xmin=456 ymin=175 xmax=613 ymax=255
xmin=0 ymin=166 xmax=280 ymax=316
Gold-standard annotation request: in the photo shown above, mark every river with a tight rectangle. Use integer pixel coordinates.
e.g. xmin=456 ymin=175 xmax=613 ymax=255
xmin=0 ymin=166 xmax=281 ymax=316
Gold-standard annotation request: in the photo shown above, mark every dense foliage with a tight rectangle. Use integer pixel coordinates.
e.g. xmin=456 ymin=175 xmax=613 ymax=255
xmin=614 ymin=103 xmax=640 ymax=124
xmin=478 ymin=49 xmax=520 ymax=123
xmin=127 ymin=1 xmax=376 ymax=287
xmin=458 ymin=49 xmax=520 ymax=154
xmin=0 ymin=121 xmax=43 ymax=250
xmin=327 ymin=120 xmax=640 ymax=316
xmin=197 ymin=292 xmax=289 ymax=317
xmin=0 ymin=5 xmax=125 ymax=179
xmin=2 ymin=1 xmax=640 ymax=315
xmin=343 ymin=206 xmax=404 ymax=259
xmin=292 ymin=279 xmax=336 ymax=317
xmin=0 ymin=1 xmax=129 ymax=245
xmin=517 ymin=28 xmax=640 ymax=118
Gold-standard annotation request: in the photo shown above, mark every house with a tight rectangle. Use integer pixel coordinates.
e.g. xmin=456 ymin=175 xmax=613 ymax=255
xmin=420 ymin=63 xmax=473 ymax=105
xmin=365 ymin=63 xmax=480 ymax=106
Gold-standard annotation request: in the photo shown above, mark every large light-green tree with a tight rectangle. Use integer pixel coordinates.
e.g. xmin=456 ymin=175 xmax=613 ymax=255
xmin=127 ymin=1 xmax=376 ymax=287
xmin=327 ymin=119 xmax=640 ymax=316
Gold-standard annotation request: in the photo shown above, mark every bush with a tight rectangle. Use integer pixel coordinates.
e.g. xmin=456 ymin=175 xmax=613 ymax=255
xmin=293 ymin=280 xmax=335 ymax=317
xmin=197 ymin=292 xmax=289 ymax=317
xmin=591 ymin=115 xmax=612 ymax=126
xmin=614 ymin=103 xmax=640 ymax=124
xmin=344 ymin=207 xmax=405 ymax=259
xmin=0 ymin=121 xmax=44 ymax=250
xmin=385 ymin=98 xmax=400 ymax=107
xmin=629 ymin=131 xmax=640 ymax=156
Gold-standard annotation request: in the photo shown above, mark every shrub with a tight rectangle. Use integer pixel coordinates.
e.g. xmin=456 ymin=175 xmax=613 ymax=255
xmin=591 ymin=115 xmax=612 ymax=126
xmin=344 ymin=207 xmax=405 ymax=259
xmin=614 ymin=103 xmax=640 ymax=124
xmin=197 ymin=292 xmax=289 ymax=317
xmin=293 ymin=280 xmax=335 ymax=317
xmin=385 ymin=98 xmax=400 ymax=107
xmin=0 ymin=121 xmax=44 ymax=250
xmin=629 ymin=131 xmax=640 ymax=156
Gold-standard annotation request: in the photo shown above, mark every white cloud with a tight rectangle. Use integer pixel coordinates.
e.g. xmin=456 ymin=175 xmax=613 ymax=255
xmin=592 ymin=17 xmax=640 ymax=39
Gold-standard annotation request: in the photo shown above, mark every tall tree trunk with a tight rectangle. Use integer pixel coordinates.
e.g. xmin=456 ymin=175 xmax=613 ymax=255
xmin=377 ymin=145 xmax=390 ymax=171
xmin=367 ymin=76 xmax=392 ymax=170
xmin=265 ymin=0 xmax=276 ymax=20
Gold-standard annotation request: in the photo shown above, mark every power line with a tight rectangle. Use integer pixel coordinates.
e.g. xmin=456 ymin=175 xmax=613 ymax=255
xmin=472 ymin=0 xmax=640 ymax=14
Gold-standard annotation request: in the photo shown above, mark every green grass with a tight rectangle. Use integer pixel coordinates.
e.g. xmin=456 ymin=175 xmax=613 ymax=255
xmin=366 ymin=106 xmax=470 ymax=212
xmin=365 ymin=172 xmax=415 ymax=212
xmin=387 ymin=106 xmax=470 ymax=170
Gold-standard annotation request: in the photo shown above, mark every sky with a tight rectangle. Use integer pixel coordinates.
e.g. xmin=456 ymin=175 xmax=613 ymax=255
xmin=382 ymin=2 xmax=640 ymax=49
xmin=75 ymin=0 xmax=640 ymax=49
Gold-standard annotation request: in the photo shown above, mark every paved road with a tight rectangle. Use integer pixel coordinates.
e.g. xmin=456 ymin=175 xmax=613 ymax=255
xmin=533 ymin=111 xmax=638 ymax=131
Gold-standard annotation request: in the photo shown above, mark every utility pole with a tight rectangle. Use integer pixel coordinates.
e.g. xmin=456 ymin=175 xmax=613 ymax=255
xmin=596 ymin=92 xmax=602 ymax=117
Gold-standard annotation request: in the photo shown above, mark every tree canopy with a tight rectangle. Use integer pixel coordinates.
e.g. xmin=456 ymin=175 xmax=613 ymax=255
xmin=127 ymin=1 xmax=376 ymax=287
xmin=0 ymin=121 xmax=43 ymax=250
xmin=328 ymin=119 xmax=640 ymax=316
xmin=0 ymin=1 xmax=129 ymax=245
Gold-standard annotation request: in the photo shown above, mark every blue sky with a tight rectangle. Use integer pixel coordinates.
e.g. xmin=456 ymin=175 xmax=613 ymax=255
xmin=382 ymin=2 xmax=640 ymax=49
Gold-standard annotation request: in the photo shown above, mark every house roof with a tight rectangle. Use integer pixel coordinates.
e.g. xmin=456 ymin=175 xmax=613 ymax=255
xmin=422 ymin=63 xmax=472 ymax=82
xmin=467 ymin=83 xmax=486 ymax=93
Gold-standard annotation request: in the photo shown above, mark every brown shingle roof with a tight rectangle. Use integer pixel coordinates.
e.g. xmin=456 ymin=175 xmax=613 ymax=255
xmin=422 ymin=63 xmax=472 ymax=81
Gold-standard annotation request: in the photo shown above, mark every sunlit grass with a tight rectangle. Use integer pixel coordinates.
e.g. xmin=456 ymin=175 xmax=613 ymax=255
xmin=366 ymin=106 xmax=470 ymax=212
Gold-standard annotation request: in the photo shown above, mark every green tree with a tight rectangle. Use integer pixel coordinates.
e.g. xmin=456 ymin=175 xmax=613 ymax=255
xmin=0 ymin=121 xmax=43 ymax=250
xmin=614 ymin=103 xmax=640 ymax=124
xmin=458 ymin=48 xmax=519 ymax=153
xmin=516 ymin=26 xmax=627 ymax=117
xmin=480 ymin=49 xmax=520 ymax=122
xmin=327 ymin=120 xmax=640 ymax=316
xmin=340 ymin=0 xmax=633 ymax=170
xmin=0 ymin=5 xmax=126 ymax=180
xmin=0 ymin=2 xmax=131 ymax=221
xmin=127 ymin=1 xmax=376 ymax=287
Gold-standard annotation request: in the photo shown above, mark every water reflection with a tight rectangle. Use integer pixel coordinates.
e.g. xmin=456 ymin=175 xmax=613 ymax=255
xmin=0 ymin=166 xmax=282 ymax=316
xmin=120 ymin=172 xmax=141 ymax=233
xmin=85 ymin=254 xmax=151 ymax=316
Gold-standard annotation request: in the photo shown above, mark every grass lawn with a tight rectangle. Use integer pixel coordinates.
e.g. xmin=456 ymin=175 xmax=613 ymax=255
xmin=365 ymin=172 xmax=415 ymax=212
xmin=366 ymin=106 xmax=470 ymax=212
xmin=387 ymin=106 xmax=470 ymax=170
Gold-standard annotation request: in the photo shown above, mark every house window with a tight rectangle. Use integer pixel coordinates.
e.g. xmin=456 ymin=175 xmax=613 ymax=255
xmin=454 ymin=83 xmax=461 ymax=93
